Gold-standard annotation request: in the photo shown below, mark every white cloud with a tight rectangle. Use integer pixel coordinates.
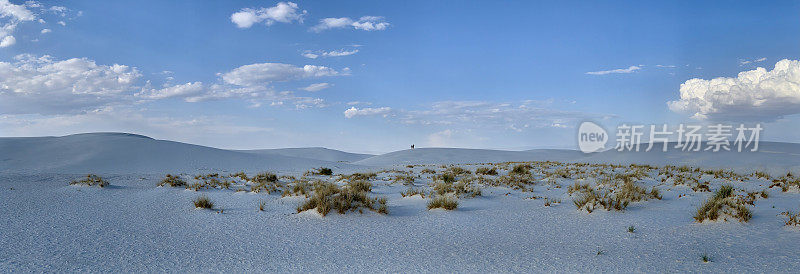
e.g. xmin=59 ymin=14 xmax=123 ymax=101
xmin=40 ymin=28 xmax=49 ymax=33
xmin=311 ymin=16 xmax=389 ymax=32
xmin=221 ymin=63 xmax=347 ymax=86
xmin=427 ymin=129 xmax=453 ymax=147
xmin=302 ymin=48 xmax=359 ymax=59
xmin=668 ymin=59 xmax=800 ymax=121
xmin=739 ymin=57 xmax=767 ymax=66
xmin=0 ymin=54 xmax=141 ymax=115
xmin=586 ymin=65 xmax=641 ymax=75
xmin=301 ymin=82 xmax=331 ymax=92
xmin=0 ymin=0 xmax=35 ymax=47
xmin=136 ymin=82 xmax=205 ymax=100
xmin=231 ymin=1 xmax=305 ymax=28
xmin=56 ymin=20 xmax=64 ymax=26
xmin=343 ymin=106 xmax=392 ymax=118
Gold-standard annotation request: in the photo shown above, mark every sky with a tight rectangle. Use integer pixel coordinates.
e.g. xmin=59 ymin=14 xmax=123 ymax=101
xmin=0 ymin=0 xmax=799 ymax=154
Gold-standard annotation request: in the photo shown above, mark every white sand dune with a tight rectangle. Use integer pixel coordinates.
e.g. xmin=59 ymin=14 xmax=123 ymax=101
xmin=355 ymin=143 xmax=800 ymax=174
xmin=0 ymin=133 xmax=349 ymax=174
xmin=238 ymin=147 xmax=373 ymax=163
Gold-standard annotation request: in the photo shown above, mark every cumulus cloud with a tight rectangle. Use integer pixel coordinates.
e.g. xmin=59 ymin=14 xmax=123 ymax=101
xmin=231 ymin=1 xmax=306 ymax=28
xmin=668 ymin=59 xmax=800 ymax=121
xmin=301 ymin=82 xmax=331 ymax=92
xmin=343 ymin=106 xmax=392 ymax=118
xmin=427 ymin=129 xmax=453 ymax=147
xmin=311 ymin=16 xmax=389 ymax=32
xmin=586 ymin=65 xmax=641 ymax=75
xmin=221 ymin=63 xmax=347 ymax=86
xmin=0 ymin=54 xmax=141 ymax=114
xmin=40 ymin=28 xmax=49 ymax=33
xmin=136 ymin=82 xmax=205 ymax=100
xmin=0 ymin=0 xmax=35 ymax=47
xmin=302 ymin=48 xmax=359 ymax=59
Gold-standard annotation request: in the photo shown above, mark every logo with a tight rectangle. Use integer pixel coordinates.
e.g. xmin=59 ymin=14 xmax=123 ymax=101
xmin=578 ymin=121 xmax=608 ymax=153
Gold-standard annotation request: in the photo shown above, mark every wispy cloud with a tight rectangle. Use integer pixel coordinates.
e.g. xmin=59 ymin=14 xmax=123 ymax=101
xmin=739 ymin=57 xmax=767 ymax=66
xmin=310 ymin=16 xmax=389 ymax=32
xmin=586 ymin=65 xmax=642 ymax=75
xmin=302 ymin=48 xmax=359 ymax=59
xmin=301 ymin=82 xmax=332 ymax=92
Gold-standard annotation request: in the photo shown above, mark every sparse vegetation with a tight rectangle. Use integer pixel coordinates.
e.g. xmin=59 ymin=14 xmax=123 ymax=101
xmin=70 ymin=174 xmax=109 ymax=188
xmin=781 ymin=210 xmax=800 ymax=226
xmin=427 ymin=195 xmax=458 ymax=210
xmin=628 ymin=226 xmax=635 ymax=233
xmin=693 ymin=185 xmax=752 ymax=223
xmin=158 ymin=174 xmax=186 ymax=187
xmin=475 ymin=167 xmax=498 ymax=175
xmin=193 ymin=195 xmax=214 ymax=209
xmin=296 ymin=181 xmax=388 ymax=216
xmin=258 ymin=200 xmax=267 ymax=211
xmin=702 ymin=254 xmax=712 ymax=263
xmin=401 ymin=186 xmax=426 ymax=198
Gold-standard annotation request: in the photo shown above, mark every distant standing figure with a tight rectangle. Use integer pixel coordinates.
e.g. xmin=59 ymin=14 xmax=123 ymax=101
xmin=411 ymin=144 xmax=415 ymax=149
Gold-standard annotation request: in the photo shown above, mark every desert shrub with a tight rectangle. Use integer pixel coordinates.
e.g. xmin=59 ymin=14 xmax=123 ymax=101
xmin=446 ymin=166 xmax=472 ymax=175
xmin=347 ymin=180 xmax=372 ymax=192
xmin=158 ymin=174 xmax=186 ymax=187
xmin=770 ymin=175 xmax=800 ymax=192
xmin=421 ymin=168 xmax=437 ymax=174
xmin=494 ymin=174 xmax=534 ymax=190
xmin=231 ymin=172 xmax=249 ymax=181
xmin=252 ymin=172 xmax=278 ymax=184
xmin=475 ymin=167 xmax=498 ymax=175
xmin=433 ymin=173 xmax=457 ymax=184
xmin=781 ymin=210 xmax=800 ymax=226
xmin=693 ymin=185 xmax=752 ymax=222
xmin=453 ymin=180 xmax=482 ymax=198
xmin=282 ymin=180 xmax=312 ymax=197
xmin=628 ymin=226 xmax=635 ymax=233
xmin=193 ymin=195 xmax=214 ymax=209
xmin=401 ymin=187 xmax=426 ymax=198
xmin=427 ymin=195 xmax=458 ymax=210
xmin=432 ymin=181 xmax=454 ymax=196
xmin=509 ymin=164 xmax=532 ymax=175
xmin=296 ymin=182 xmax=387 ymax=216
xmin=543 ymin=197 xmax=560 ymax=207
xmin=305 ymin=167 xmax=333 ymax=176
xmin=251 ymin=181 xmax=279 ymax=193
xmin=392 ymin=175 xmax=415 ymax=186
xmin=340 ymin=172 xmax=377 ymax=181
xmin=701 ymin=254 xmax=712 ymax=263
xmin=70 ymin=174 xmax=109 ymax=188
xmin=568 ymin=182 xmax=591 ymax=194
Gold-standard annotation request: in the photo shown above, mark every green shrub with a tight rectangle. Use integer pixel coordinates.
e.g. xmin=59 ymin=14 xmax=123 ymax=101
xmin=427 ymin=195 xmax=458 ymax=210
xmin=193 ymin=195 xmax=214 ymax=209
xmin=317 ymin=167 xmax=333 ymax=175
xmin=70 ymin=174 xmax=109 ymax=188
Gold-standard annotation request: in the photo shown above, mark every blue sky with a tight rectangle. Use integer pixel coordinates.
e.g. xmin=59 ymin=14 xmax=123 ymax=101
xmin=1 ymin=0 xmax=799 ymax=153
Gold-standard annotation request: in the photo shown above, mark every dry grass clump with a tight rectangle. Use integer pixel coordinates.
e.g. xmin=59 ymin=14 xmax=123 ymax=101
xmin=475 ymin=167 xmax=498 ymax=175
xmin=305 ymin=167 xmax=333 ymax=176
xmin=492 ymin=173 xmax=535 ymax=191
xmin=743 ymin=190 xmax=769 ymax=205
xmin=158 ymin=174 xmax=187 ymax=187
xmin=230 ymin=172 xmax=249 ymax=181
xmin=347 ymin=180 xmax=372 ymax=192
xmin=252 ymin=172 xmax=278 ymax=184
xmin=401 ymin=186 xmax=426 ymax=198
xmin=770 ymin=174 xmax=800 ymax=192
xmin=392 ymin=175 xmax=416 ymax=186
xmin=781 ymin=210 xmax=800 ymax=226
xmin=421 ymin=168 xmax=437 ymax=174
xmin=193 ymin=195 xmax=214 ymax=209
xmin=296 ymin=182 xmax=388 ymax=216
xmin=571 ymin=180 xmax=660 ymax=212
xmin=339 ymin=172 xmax=377 ymax=181
xmin=446 ymin=166 xmax=472 ymax=176
xmin=282 ymin=179 xmax=313 ymax=197
xmin=70 ymin=174 xmax=109 ymax=188
xmin=509 ymin=164 xmax=532 ymax=175
xmin=258 ymin=200 xmax=267 ymax=211
xmin=427 ymin=195 xmax=458 ymax=210
xmin=693 ymin=185 xmax=752 ymax=223
xmin=431 ymin=178 xmax=481 ymax=198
